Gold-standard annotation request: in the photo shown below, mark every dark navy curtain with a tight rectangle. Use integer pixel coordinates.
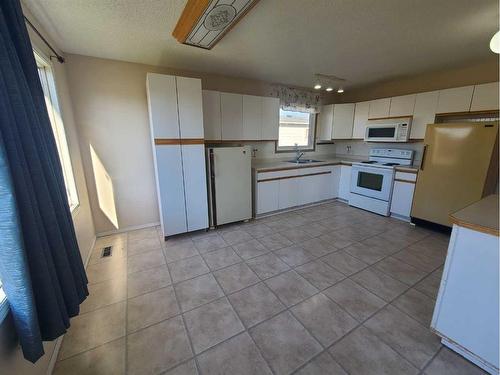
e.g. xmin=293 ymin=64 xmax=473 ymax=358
xmin=0 ymin=0 xmax=88 ymax=363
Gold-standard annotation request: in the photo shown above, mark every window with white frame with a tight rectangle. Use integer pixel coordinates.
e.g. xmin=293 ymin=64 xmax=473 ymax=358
xmin=277 ymin=109 xmax=316 ymax=151
xmin=35 ymin=51 xmax=79 ymax=212
xmin=0 ymin=279 xmax=7 ymax=321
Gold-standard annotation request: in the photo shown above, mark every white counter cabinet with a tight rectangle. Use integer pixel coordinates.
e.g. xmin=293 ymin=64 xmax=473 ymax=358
xmin=338 ymin=165 xmax=351 ymax=201
xmin=390 ymin=171 xmax=417 ymax=221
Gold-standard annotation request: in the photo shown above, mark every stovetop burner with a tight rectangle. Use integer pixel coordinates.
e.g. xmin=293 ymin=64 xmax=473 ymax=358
xmin=383 ymin=162 xmax=400 ymax=166
xmin=361 ymin=161 xmax=377 ymax=164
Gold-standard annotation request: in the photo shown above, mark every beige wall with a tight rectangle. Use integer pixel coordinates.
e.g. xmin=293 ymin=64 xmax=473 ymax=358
xmin=0 ymin=5 xmax=96 ymax=375
xmin=326 ymin=57 xmax=499 ymax=103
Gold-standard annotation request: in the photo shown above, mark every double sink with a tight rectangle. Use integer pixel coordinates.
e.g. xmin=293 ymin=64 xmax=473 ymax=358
xmin=287 ymin=159 xmax=323 ymax=164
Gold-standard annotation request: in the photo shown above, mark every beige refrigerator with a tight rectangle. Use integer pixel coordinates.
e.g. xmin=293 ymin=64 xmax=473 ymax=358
xmin=411 ymin=122 xmax=498 ymax=227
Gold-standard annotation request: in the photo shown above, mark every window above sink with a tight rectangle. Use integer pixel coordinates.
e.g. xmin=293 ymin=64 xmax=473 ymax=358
xmin=276 ymin=109 xmax=316 ymax=152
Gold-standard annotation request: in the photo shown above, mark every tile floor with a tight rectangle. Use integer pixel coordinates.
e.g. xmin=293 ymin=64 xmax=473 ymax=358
xmin=53 ymin=201 xmax=487 ymax=375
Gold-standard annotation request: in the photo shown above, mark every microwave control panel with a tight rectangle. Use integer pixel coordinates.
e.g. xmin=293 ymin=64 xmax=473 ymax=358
xmin=397 ymin=123 xmax=409 ymax=139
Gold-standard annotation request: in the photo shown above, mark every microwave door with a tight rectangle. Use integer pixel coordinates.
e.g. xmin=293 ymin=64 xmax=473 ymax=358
xmin=365 ymin=126 xmax=396 ymax=142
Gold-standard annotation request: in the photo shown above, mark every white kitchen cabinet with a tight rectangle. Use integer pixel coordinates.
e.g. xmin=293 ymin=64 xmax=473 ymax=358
xmin=261 ymin=96 xmax=280 ymax=140
xmin=176 ymin=77 xmax=204 ymax=138
xmin=297 ymin=172 xmax=331 ymax=205
xmin=242 ymin=95 xmax=262 ymax=140
xmin=221 ymin=92 xmax=243 ymax=140
xmin=202 ymin=90 xmax=221 ymax=140
xmin=389 ymin=94 xmax=416 ymax=117
xmin=390 ymin=181 xmax=415 ymax=220
xmin=317 ymin=104 xmax=334 ymax=141
xmin=278 ymin=178 xmax=300 ymax=209
xmin=332 ymin=103 xmax=355 ymax=139
xmin=411 ymin=91 xmax=439 ymax=139
xmin=331 ymin=166 xmax=340 ymax=198
xmin=146 ymin=74 xmax=179 ymax=139
xmin=436 ymin=85 xmax=474 ymax=113
xmin=470 ymin=82 xmax=499 ymax=111
xmin=338 ymin=165 xmax=351 ymax=201
xmin=256 ymin=180 xmax=279 ymax=214
xmin=368 ymin=98 xmax=391 ymax=119
xmin=352 ymin=101 xmax=370 ymax=139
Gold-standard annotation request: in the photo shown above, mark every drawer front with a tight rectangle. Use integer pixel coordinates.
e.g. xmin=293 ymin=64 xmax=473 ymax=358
xmin=395 ymin=171 xmax=417 ymax=182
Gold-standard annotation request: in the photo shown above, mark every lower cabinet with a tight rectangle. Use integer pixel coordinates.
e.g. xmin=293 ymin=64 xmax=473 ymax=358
xmin=256 ymin=180 xmax=279 ymax=214
xmin=278 ymin=178 xmax=300 ymax=209
xmin=390 ymin=172 xmax=417 ymax=220
xmin=338 ymin=165 xmax=352 ymax=201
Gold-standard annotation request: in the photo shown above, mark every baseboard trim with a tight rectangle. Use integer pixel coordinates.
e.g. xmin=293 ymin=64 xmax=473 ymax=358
xmin=96 ymin=222 xmax=160 ymax=238
xmin=84 ymin=236 xmax=97 ymax=269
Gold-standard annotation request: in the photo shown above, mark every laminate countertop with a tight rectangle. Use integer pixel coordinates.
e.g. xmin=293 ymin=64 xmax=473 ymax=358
xmin=450 ymin=194 xmax=499 ymax=237
xmin=252 ymin=156 xmax=419 ymax=173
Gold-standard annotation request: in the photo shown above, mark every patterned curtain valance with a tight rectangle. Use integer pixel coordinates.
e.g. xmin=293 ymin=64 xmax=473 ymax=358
xmin=270 ymin=85 xmax=323 ymax=113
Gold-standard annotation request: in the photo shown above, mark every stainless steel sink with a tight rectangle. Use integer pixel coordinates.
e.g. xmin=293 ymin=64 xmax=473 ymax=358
xmin=287 ymin=159 xmax=323 ymax=164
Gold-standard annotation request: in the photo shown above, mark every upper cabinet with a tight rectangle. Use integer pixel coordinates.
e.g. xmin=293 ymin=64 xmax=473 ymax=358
xmin=202 ymin=90 xmax=221 ymax=140
xmin=146 ymin=74 xmax=179 ymax=138
xmin=368 ymin=98 xmax=391 ymax=119
xmin=317 ymin=104 xmax=334 ymax=141
xmin=242 ymin=95 xmax=262 ymax=140
xmin=221 ymin=93 xmax=243 ymax=140
xmin=470 ymin=82 xmax=499 ymax=111
xmin=332 ymin=103 xmax=355 ymax=139
xmin=352 ymin=101 xmax=370 ymax=139
xmin=411 ymin=91 xmax=439 ymax=139
xmin=436 ymin=85 xmax=474 ymax=113
xmin=261 ymin=96 xmax=280 ymax=140
xmin=389 ymin=94 xmax=416 ymax=117
xmin=176 ymin=77 xmax=204 ymax=138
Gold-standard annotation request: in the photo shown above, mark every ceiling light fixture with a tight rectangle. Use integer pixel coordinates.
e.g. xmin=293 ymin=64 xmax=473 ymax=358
xmin=314 ymin=73 xmax=347 ymax=93
xmin=490 ymin=31 xmax=500 ymax=54
xmin=337 ymin=88 xmax=344 ymax=93
xmin=314 ymin=84 xmax=322 ymax=90
xmin=326 ymin=87 xmax=333 ymax=92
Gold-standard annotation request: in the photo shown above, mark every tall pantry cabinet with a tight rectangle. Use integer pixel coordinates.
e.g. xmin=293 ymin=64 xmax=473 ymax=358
xmin=146 ymin=73 xmax=208 ymax=237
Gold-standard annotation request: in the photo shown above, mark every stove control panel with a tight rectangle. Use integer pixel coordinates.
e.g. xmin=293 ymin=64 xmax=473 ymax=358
xmin=369 ymin=148 xmax=414 ymax=160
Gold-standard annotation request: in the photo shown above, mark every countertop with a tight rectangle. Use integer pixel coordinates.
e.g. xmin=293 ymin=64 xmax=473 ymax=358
xmin=252 ymin=155 xmax=419 ymax=173
xmin=449 ymin=194 xmax=499 ymax=236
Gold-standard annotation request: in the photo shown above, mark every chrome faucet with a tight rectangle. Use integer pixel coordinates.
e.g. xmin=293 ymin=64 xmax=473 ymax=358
xmin=294 ymin=144 xmax=304 ymax=162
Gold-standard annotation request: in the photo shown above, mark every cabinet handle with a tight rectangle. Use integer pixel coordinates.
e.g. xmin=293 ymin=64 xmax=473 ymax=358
xmin=420 ymin=145 xmax=427 ymax=171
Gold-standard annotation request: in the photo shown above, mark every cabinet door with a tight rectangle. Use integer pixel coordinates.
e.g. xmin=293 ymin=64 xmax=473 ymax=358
xmin=298 ymin=175 xmax=317 ymax=205
xmin=261 ymin=96 xmax=280 ymax=140
xmin=352 ymin=101 xmax=370 ymax=139
xmin=389 ymin=94 xmax=416 ymax=117
xmin=242 ymin=95 xmax=262 ymax=140
xmin=470 ymin=82 xmax=499 ymax=111
xmin=411 ymin=91 xmax=439 ymax=139
xmin=317 ymin=104 xmax=334 ymax=141
xmin=181 ymin=144 xmax=209 ymax=232
xmin=338 ymin=166 xmax=351 ymax=200
xmin=369 ymin=98 xmax=391 ymax=119
xmin=176 ymin=76 xmax=204 ymax=138
xmin=257 ymin=180 xmax=279 ymax=214
xmin=436 ymin=86 xmax=474 ymax=113
xmin=390 ymin=181 xmax=415 ymax=219
xmin=202 ymin=90 xmax=221 ymax=140
xmin=332 ymin=103 xmax=354 ymax=139
xmin=331 ymin=166 xmax=341 ymax=198
xmin=221 ymin=93 xmax=243 ymax=140
xmin=146 ymin=73 xmax=179 ymax=138
xmin=278 ymin=178 xmax=300 ymax=209
xmin=155 ymin=145 xmax=187 ymax=236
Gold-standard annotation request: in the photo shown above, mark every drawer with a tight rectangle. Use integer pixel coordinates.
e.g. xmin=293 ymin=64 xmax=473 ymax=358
xmin=395 ymin=171 xmax=417 ymax=182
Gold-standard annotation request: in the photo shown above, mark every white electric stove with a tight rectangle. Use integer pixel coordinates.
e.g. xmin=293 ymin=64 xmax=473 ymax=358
xmin=349 ymin=148 xmax=414 ymax=216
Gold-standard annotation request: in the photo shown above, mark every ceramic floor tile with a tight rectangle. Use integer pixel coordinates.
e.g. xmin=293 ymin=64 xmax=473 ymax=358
xmin=127 ymin=316 xmax=192 ymax=375
xmin=250 ymin=311 xmax=322 ymax=375
xmin=164 ymin=360 xmax=198 ymax=375
xmin=88 ymin=242 xmax=127 ymax=266
xmin=232 ymin=239 xmax=269 ymax=260
xmin=220 ymin=229 xmax=254 ymax=245
xmin=213 ymin=262 xmax=260 ymax=294
xmin=291 ymin=293 xmax=358 ymax=347
xmin=245 ymin=253 xmax=290 ymax=279
xmin=183 ymin=297 xmax=244 ymax=354
xmin=364 ymin=305 xmax=441 ymax=369
xmin=351 ymin=267 xmax=408 ymax=302
xmin=323 ymin=279 xmax=386 ymax=322
xmin=265 ymin=270 xmax=318 ymax=307
xmin=127 ymin=265 xmax=171 ymax=298
xmin=193 ymin=234 xmax=229 ymax=254
xmin=300 ymin=237 xmax=339 ymax=258
xmin=80 ymin=277 xmax=126 ymax=314
xmin=169 ymin=255 xmax=210 ymax=283
xmin=54 ymin=338 xmax=125 ymax=375
xmin=424 ymin=347 xmax=487 ymax=375
xmin=393 ymin=248 xmax=442 ymax=273
xmin=196 ymin=332 xmax=272 ymax=375
xmin=127 ymin=248 xmax=165 ymax=274
xmin=295 ymin=260 xmax=345 ymax=290
xmin=258 ymin=233 xmax=294 ymax=251
xmin=163 ymin=241 xmax=199 ymax=263
xmin=59 ymin=302 xmax=126 ymax=360
xmin=392 ymin=288 xmax=436 ymax=326
xmin=201 ymin=246 xmax=242 ymax=271
xmin=128 ymin=236 xmax=162 ymax=256
xmin=127 ymin=286 xmax=179 ymax=332
xmin=174 ymin=273 xmax=224 ymax=312
xmin=279 ymin=228 xmax=314 ymax=244
xmin=375 ymin=257 xmax=427 ymax=286
xmin=295 ymin=352 xmax=347 ymax=375
xmin=343 ymin=242 xmax=389 ymax=265
xmin=86 ymin=258 xmax=127 ymax=285
xmin=266 ymin=218 xmax=296 ymax=232
xmin=240 ymin=223 xmax=274 ymax=238
xmin=300 ymin=222 xmax=331 ymax=238
xmin=321 ymin=250 xmax=369 ymax=276
xmin=414 ymin=274 xmax=442 ymax=299
xmin=329 ymin=326 xmax=418 ymax=375
xmin=319 ymin=233 xmax=354 ymax=250
xmin=228 ymin=282 xmax=285 ymax=328
xmin=274 ymin=244 xmax=316 ymax=267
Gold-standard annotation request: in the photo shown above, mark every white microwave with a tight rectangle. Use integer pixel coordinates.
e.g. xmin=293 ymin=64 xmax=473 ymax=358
xmin=364 ymin=118 xmax=412 ymax=142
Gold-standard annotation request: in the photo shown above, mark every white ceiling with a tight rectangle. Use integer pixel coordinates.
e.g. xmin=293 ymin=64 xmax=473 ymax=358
xmin=23 ymin=0 xmax=499 ymax=89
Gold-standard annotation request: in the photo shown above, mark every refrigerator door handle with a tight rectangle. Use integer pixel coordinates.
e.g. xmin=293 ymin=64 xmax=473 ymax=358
xmin=420 ymin=144 xmax=428 ymax=171
xmin=209 ymin=150 xmax=215 ymax=179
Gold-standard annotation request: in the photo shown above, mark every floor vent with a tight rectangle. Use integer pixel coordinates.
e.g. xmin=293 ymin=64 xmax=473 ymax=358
xmin=101 ymin=246 xmax=112 ymax=258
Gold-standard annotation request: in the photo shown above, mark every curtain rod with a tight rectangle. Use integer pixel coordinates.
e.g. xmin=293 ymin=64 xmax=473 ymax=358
xmin=23 ymin=16 xmax=65 ymax=63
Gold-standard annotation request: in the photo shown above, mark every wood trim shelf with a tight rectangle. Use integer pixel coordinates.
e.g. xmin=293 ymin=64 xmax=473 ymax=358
xmin=172 ymin=0 xmax=211 ymax=43
xmin=155 ymin=138 xmax=205 ymax=145
xmin=394 ymin=178 xmax=416 ymax=184
xmin=205 ymin=139 xmax=276 ymax=144
xmin=258 ymin=171 xmax=331 ymax=183
xmin=368 ymin=115 xmax=414 ymax=121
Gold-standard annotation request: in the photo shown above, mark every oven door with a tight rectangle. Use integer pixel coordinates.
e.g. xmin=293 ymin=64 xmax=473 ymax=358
xmin=364 ymin=125 xmax=397 ymax=142
xmin=350 ymin=165 xmax=394 ymax=201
